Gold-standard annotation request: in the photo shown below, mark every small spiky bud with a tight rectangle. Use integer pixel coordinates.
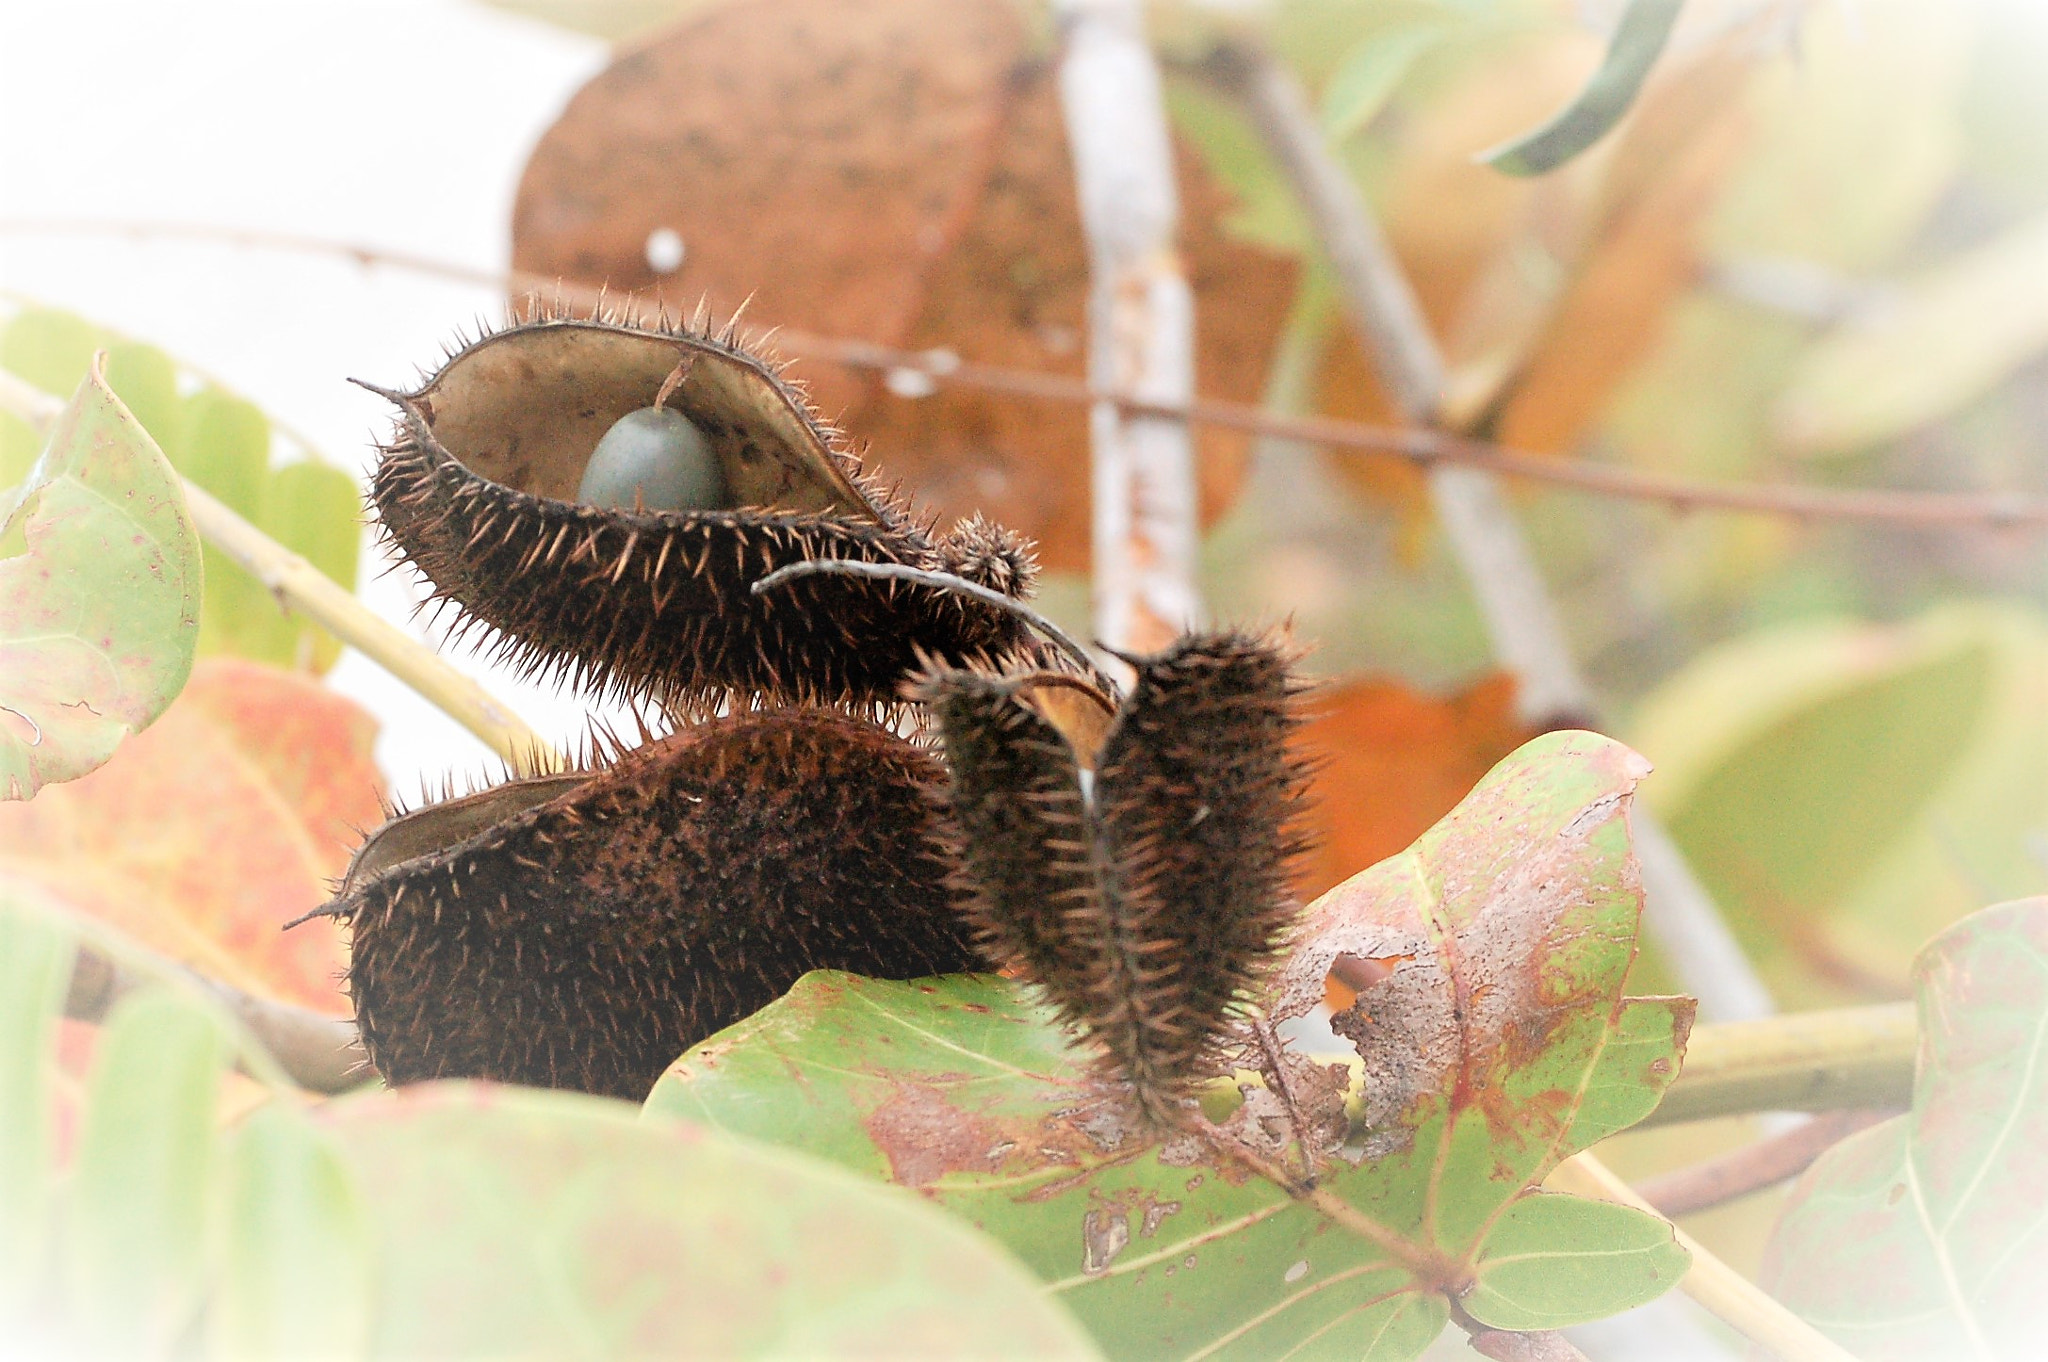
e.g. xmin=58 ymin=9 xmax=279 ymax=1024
xmin=319 ymin=708 xmax=977 ymax=1100
xmin=936 ymin=513 xmax=1039 ymax=600
xmin=919 ymin=631 xmax=1314 ymax=1126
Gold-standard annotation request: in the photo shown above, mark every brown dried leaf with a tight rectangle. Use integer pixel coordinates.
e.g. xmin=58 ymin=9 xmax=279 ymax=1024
xmin=510 ymin=0 xmax=1298 ymax=569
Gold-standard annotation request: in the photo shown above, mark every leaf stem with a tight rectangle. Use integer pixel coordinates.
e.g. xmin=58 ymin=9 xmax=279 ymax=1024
xmin=1636 ymin=1108 xmax=1892 ymax=1216
xmin=178 ymin=481 xmax=562 ymax=776
xmin=50 ymin=902 xmax=366 ymax=1094
xmin=1647 ymin=1003 xmax=1915 ymax=1126
xmin=1551 ymin=1152 xmax=1859 ymax=1362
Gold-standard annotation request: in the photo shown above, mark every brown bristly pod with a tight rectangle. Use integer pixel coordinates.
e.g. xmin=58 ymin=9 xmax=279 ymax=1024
xmin=364 ymin=300 xmax=1038 ymax=718
xmin=307 ymin=708 xmax=978 ymax=1101
xmin=916 ymin=631 xmax=1315 ymax=1127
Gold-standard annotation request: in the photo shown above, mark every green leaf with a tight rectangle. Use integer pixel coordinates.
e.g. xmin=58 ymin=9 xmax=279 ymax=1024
xmin=652 ymin=732 xmax=1693 ymax=1359
xmin=0 ymin=882 xmax=77 ymax=1319
xmin=1166 ymin=76 xmax=1310 ymax=255
xmin=177 ymin=389 xmax=269 ymax=520
xmin=0 ymin=309 xmax=108 ymax=397
xmin=0 ymin=411 xmax=40 ymax=490
xmin=102 ymin=342 xmax=186 ymax=463
xmin=1321 ymin=21 xmax=1447 ymax=141
xmin=1480 ymin=0 xmax=1685 ymax=175
xmin=1632 ymin=603 xmax=2048 ymax=1002
xmin=1760 ymin=897 xmax=2048 ymax=1358
xmin=62 ymin=987 xmax=228 ymax=1356
xmin=0 ymin=358 xmax=202 ymax=800
xmin=2 ymin=306 xmax=359 ymax=675
xmin=327 ymin=1082 xmax=1097 ymax=1359
xmin=1772 ymin=210 xmax=2048 ymax=456
xmin=1465 ymin=1192 xmax=1688 ymax=1330
xmin=209 ymin=1102 xmax=374 ymax=1360
xmin=179 ymin=388 xmax=292 ymax=664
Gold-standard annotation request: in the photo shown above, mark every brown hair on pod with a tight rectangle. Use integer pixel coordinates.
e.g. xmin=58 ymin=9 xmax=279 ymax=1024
xmin=307 ymin=708 xmax=977 ymax=1100
xmin=365 ymin=301 xmax=1038 ymax=719
xmin=916 ymin=631 xmax=1315 ymax=1127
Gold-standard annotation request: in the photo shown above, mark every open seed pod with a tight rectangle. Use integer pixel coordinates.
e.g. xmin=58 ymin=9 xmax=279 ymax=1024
xmin=312 ymin=708 xmax=979 ymax=1100
xmin=368 ymin=305 xmax=1038 ymax=716
xmin=915 ymin=631 xmax=1315 ymax=1127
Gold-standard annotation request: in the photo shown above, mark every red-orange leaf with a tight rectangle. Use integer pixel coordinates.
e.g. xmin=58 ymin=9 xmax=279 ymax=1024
xmin=0 ymin=658 xmax=381 ymax=1013
xmin=1295 ymin=672 xmax=1533 ymax=901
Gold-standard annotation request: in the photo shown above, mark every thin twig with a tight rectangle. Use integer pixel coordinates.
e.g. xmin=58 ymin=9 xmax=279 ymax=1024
xmin=8 ymin=220 xmax=2046 ymax=532
xmin=1551 ymin=1152 xmax=1859 ymax=1362
xmin=1460 ymin=1319 xmax=1592 ymax=1362
xmin=1637 ymin=1107 xmax=1892 ymax=1216
xmin=0 ymin=373 xmax=560 ymax=778
xmin=1202 ymin=42 xmax=1591 ymax=727
xmin=1053 ymin=0 xmax=1203 ymax=651
xmin=751 ymin=559 xmax=1107 ymax=685
xmin=1202 ymin=42 xmax=1774 ymax=1025
xmin=60 ymin=920 xmax=366 ymax=1095
xmin=1646 ymin=1003 xmax=1915 ymax=1126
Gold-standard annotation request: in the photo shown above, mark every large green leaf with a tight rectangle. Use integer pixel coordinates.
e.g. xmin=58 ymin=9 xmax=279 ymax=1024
xmin=325 ymin=1082 xmax=1099 ymax=1359
xmin=1772 ymin=209 xmax=2048 ymax=456
xmin=0 ymin=358 xmax=201 ymax=800
xmin=1760 ymin=897 xmax=2048 ymax=1358
xmin=650 ymin=731 xmax=1693 ymax=1359
xmin=207 ymin=1102 xmax=375 ymax=1359
xmin=61 ymin=987 xmax=230 ymax=1356
xmin=1631 ymin=603 xmax=2048 ymax=1003
xmin=0 ymin=308 xmax=360 ymax=674
xmin=0 ymin=883 xmax=76 ymax=1320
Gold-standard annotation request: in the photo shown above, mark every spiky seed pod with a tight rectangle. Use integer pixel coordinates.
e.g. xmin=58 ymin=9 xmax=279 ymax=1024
xmin=367 ymin=304 xmax=1037 ymax=718
xmin=319 ymin=708 xmax=978 ymax=1100
xmin=917 ymin=631 xmax=1314 ymax=1126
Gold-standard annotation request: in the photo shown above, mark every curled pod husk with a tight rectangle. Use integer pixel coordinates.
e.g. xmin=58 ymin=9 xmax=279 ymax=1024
xmin=916 ymin=632 xmax=1315 ymax=1127
xmin=317 ymin=708 xmax=978 ymax=1100
xmin=367 ymin=306 xmax=1038 ymax=716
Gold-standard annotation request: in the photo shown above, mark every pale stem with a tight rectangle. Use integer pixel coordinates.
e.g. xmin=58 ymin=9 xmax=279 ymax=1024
xmin=1054 ymin=0 xmax=1203 ymax=652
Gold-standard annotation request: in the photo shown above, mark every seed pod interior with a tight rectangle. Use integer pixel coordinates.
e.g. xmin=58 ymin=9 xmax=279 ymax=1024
xmin=408 ymin=317 xmax=872 ymax=517
xmin=368 ymin=307 xmax=1040 ymax=713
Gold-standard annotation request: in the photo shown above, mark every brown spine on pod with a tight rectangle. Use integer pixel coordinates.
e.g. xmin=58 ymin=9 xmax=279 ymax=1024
xmin=328 ymin=709 xmax=978 ymax=1100
xmin=365 ymin=307 xmax=1036 ymax=718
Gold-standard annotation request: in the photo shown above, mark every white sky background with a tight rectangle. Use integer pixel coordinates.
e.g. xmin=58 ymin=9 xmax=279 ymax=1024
xmin=0 ymin=0 xmax=616 ymax=792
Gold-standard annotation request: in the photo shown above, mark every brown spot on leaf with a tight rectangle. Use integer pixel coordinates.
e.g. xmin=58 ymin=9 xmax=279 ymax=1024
xmin=861 ymin=1080 xmax=1006 ymax=1189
